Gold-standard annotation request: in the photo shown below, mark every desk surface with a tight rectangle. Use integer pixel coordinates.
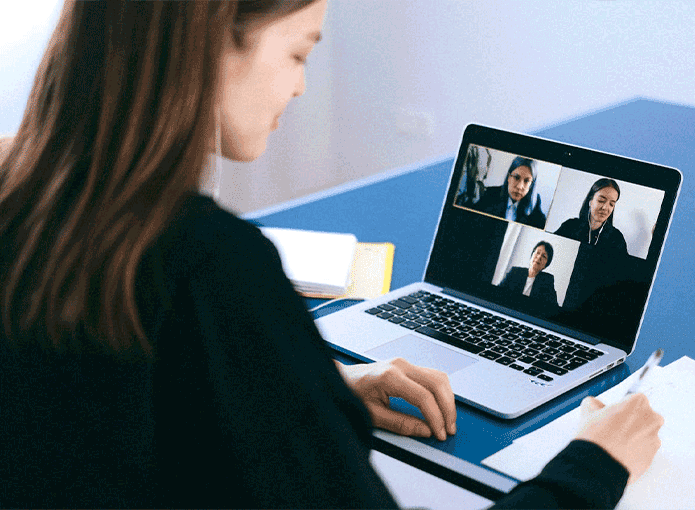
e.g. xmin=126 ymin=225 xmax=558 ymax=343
xmin=250 ymin=98 xmax=695 ymax=487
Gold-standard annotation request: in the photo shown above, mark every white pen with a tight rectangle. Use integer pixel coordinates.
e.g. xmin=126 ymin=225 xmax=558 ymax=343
xmin=625 ymin=349 xmax=664 ymax=396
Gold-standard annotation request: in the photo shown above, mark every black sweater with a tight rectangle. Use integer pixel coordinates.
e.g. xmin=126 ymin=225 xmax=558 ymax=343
xmin=0 ymin=194 xmax=628 ymax=508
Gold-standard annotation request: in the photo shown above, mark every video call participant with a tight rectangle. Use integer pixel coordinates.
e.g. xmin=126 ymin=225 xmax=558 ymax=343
xmin=555 ymin=178 xmax=629 ymax=311
xmin=500 ymin=241 xmax=559 ymax=308
xmin=473 ymin=156 xmax=547 ymax=228
xmin=0 ymin=1 xmax=662 ymax=508
xmin=554 ymin=178 xmax=628 ymax=254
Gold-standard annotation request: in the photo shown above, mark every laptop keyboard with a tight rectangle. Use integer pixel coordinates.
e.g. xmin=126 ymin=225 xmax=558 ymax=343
xmin=365 ymin=291 xmax=605 ymax=382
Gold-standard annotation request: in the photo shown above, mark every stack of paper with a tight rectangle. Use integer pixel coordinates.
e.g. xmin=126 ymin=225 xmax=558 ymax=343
xmin=261 ymin=227 xmax=395 ymax=299
xmin=261 ymin=227 xmax=358 ymax=296
xmin=482 ymin=356 xmax=695 ymax=509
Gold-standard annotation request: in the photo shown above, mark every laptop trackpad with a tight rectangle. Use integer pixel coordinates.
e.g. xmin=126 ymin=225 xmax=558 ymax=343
xmin=365 ymin=334 xmax=477 ymax=375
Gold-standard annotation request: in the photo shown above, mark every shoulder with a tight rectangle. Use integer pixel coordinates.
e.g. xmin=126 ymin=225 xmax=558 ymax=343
xmin=476 ymin=186 xmax=504 ymax=209
xmin=156 ymin=193 xmax=278 ymax=276
xmin=481 ymin=186 xmax=503 ymax=199
xmin=537 ymin=271 xmax=555 ymax=285
xmin=605 ymin=224 xmax=628 ymax=252
xmin=504 ymin=267 xmax=526 ymax=282
xmin=509 ymin=266 xmax=526 ymax=277
xmin=555 ymin=217 xmax=581 ymax=234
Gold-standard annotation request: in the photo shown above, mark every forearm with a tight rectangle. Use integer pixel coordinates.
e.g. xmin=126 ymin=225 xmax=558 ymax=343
xmin=489 ymin=440 xmax=628 ymax=509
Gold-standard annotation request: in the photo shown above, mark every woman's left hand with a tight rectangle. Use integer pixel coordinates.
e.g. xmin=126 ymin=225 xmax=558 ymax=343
xmin=335 ymin=358 xmax=457 ymax=441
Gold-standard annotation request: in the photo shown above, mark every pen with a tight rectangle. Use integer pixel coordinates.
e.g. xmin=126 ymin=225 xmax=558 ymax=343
xmin=625 ymin=349 xmax=664 ymax=396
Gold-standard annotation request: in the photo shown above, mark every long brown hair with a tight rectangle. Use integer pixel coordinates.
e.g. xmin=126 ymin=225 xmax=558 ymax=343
xmin=0 ymin=0 xmax=316 ymax=355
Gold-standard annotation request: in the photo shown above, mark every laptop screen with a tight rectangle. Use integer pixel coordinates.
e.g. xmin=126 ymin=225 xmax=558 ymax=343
xmin=425 ymin=125 xmax=680 ymax=353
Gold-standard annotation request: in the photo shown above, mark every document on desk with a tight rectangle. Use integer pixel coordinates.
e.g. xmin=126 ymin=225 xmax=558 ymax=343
xmin=482 ymin=356 xmax=695 ymax=510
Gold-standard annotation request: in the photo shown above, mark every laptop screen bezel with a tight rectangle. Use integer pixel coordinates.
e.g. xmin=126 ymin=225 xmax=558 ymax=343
xmin=423 ymin=124 xmax=681 ymax=352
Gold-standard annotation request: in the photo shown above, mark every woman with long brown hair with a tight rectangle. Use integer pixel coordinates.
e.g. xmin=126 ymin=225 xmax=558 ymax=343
xmin=0 ymin=1 xmax=662 ymax=508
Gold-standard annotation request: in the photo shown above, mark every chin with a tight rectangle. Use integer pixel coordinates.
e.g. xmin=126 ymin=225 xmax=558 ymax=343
xmin=227 ymin=139 xmax=268 ymax=162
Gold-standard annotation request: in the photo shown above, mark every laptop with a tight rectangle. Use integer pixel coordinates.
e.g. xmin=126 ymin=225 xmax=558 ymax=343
xmin=316 ymin=124 xmax=681 ymax=419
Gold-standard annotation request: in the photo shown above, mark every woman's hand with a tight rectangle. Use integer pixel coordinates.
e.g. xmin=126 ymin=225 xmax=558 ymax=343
xmin=335 ymin=358 xmax=457 ymax=441
xmin=575 ymin=393 xmax=664 ymax=484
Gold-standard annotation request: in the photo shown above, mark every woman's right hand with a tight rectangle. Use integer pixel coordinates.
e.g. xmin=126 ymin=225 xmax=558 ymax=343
xmin=575 ymin=393 xmax=664 ymax=484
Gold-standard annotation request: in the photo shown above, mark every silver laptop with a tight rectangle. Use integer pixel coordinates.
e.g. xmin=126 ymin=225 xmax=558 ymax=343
xmin=316 ymin=124 xmax=681 ymax=419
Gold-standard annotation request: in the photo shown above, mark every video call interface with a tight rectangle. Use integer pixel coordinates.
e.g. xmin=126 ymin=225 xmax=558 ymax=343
xmin=427 ymin=144 xmax=667 ymax=349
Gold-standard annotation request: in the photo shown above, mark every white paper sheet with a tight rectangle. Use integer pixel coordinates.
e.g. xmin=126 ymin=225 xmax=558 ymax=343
xmin=482 ymin=356 xmax=695 ymax=509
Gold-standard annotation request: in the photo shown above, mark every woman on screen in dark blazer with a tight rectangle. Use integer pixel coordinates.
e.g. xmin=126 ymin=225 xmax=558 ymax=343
xmin=500 ymin=241 xmax=558 ymax=308
xmin=473 ymin=156 xmax=546 ymax=228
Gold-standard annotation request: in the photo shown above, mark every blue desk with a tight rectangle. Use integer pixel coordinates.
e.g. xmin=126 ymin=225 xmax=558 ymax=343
xmin=249 ymin=98 xmax=695 ymax=495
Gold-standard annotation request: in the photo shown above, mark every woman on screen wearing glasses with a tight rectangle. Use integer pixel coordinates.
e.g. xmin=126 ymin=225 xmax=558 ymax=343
xmin=0 ymin=1 xmax=661 ymax=508
xmin=473 ymin=156 xmax=547 ymax=229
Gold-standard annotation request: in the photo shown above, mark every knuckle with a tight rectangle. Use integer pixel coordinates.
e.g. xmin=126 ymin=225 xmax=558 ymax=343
xmin=396 ymin=416 xmax=414 ymax=436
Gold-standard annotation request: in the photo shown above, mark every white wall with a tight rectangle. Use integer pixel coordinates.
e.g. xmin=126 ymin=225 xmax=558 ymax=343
xmin=0 ymin=0 xmax=62 ymax=136
xmin=327 ymin=0 xmax=695 ymax=204
xmin=4 ymin=1 xmax=695 ymax=214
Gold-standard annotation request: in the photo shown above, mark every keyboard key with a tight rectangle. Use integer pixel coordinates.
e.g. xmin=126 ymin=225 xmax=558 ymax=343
xmin=524 ymin=367 xmax=544 ymax=376
xmin=533 ymin=360 xmax=568 ymax=376
xmin=388 ymin=317 xmax=405 ymax=324
xmin=565 ymin=359 xmax=589 ymax=370
xmin=574 ymin=351 xmax=600 ymax=361
xmin=509 ymin=363 xmax=525 ymax=371
xmin=414 ymin=326 xmax=484 ymax=354
xmin=537 ymin=374 xmax=554 ymax=382
xmin=479 ymin=350 xmax=501 ymax=361
xmin=495 ymin=356 xmax=514 ymax=366
xmin=366 ymin=308 xmax=382 ymax=315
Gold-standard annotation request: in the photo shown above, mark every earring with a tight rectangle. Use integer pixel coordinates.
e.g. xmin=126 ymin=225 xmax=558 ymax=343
xmin=212 ymin=107 xmax=222 ymax=201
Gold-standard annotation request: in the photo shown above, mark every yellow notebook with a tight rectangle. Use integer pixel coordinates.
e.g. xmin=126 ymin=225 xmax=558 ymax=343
xmin=303 ymin=242 xmax=395 ymax=300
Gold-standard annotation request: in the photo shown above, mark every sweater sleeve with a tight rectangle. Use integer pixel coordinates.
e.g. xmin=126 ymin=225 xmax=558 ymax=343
xmin=489 ymin=439 xmax=629 ymax=509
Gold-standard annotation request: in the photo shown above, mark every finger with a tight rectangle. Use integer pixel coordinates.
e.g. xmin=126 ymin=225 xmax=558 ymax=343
xmin=383 ymin=365 xmax=448 ymax=440
xmin=580 ymin=396 xmax=605 ymax=416
xmin=368 ymin=402 xmax=433 ymax=438
xmin=396 ymin=360 xmax=457 ymax=435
